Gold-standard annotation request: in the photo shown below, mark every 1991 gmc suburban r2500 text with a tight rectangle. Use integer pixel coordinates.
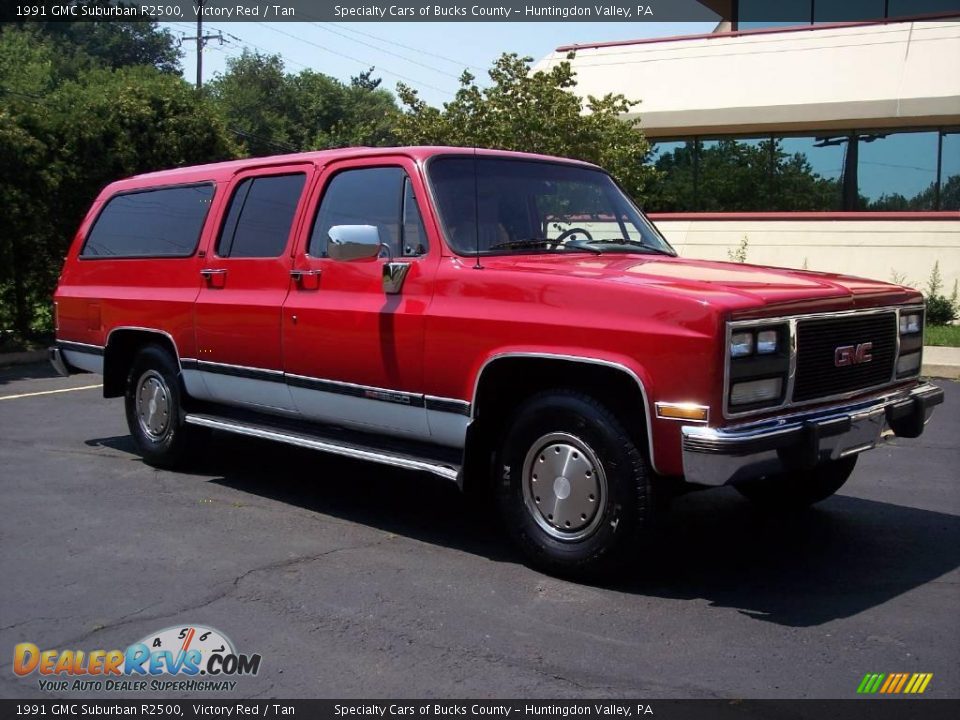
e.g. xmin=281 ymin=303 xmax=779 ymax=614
xmin=51 ymin=147 xmax=944 ymax=576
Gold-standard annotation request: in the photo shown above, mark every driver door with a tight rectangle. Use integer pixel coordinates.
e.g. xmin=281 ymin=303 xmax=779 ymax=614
xmin=281 ymin=157 xmax=439 ymax=441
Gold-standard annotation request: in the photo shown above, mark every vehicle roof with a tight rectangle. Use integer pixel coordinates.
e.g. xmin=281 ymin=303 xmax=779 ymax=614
xmin=109 ymin=146 xmax=600 ymax=193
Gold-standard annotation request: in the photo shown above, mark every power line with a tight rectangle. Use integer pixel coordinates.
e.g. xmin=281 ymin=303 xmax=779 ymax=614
xmin=229 ymin=127 xmax=300 ymax=153
xmin=309 ymin=22 xmax=485 ymax=73
xmin=168 ymin=22 xmax=313 ymax=72
xmin=311 ymin=23 xmax=464 ymax=80
xmin=255 ymin=23 xmax=457 ymax=97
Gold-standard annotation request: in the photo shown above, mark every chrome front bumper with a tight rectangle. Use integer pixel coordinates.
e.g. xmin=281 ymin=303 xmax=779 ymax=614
xmin=681 ymin=383 xmax=944 ymax=487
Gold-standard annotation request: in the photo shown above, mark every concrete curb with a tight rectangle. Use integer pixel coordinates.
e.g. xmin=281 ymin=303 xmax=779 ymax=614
xmin=923 ymin=346 xmax=960 ymax=380
xmin=0 ymin=350 xmax=47 ymax=368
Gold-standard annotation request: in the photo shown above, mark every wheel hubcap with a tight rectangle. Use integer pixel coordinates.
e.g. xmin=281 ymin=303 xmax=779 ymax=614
xmin=522 ymin=432 xmax=606 ymax=541
xmin=136 ymin=370 xmax=171 ymax=440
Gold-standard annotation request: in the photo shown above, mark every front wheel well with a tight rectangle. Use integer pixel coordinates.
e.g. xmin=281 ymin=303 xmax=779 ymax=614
xmin=103 ymin=330 xmax=179 ymax=398
xmin=462 ymin=356 xmax=652 ymax=495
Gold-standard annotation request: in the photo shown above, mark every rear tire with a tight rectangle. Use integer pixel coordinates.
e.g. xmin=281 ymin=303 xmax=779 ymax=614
xmin=124 ymin=344 xmax=198 ymax=469
xmin=734 ymin=456 xmax=857 ymax=509
xmin=494 ymin=390 xmax=652 ymax=578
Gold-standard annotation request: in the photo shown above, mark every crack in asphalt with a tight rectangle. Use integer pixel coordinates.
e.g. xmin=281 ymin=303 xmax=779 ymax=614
xmin=1 ymin=616 xmax=80 ymax=633
xmin=45 ymin=540 xmax=386 ymax=649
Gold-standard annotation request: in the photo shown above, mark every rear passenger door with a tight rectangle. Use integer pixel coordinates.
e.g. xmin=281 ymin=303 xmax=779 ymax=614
xmin=192 ymin=164 xmax=312 ymax=411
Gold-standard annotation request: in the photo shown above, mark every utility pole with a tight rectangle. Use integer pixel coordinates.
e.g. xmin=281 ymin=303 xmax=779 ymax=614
xmin=180 ymin=1 xmax=223 ymax=89
xmin=196 ymin=0 xmax=202 ymax=89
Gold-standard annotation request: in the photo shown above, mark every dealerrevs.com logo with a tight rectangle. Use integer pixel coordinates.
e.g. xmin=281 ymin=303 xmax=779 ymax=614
xmin=13 ymin=625 xmax=261 ymax=693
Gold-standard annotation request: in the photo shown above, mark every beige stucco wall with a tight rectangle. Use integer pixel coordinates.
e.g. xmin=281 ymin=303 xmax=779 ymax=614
xmin=653 ymin=218 xmax=960 ymax=292
xmin=534 ymin=19 xmax=960 ymax=136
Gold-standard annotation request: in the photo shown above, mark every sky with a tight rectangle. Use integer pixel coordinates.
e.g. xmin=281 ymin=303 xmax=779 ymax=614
xmin=157 ymin=19 xmax=949 ymax=201
xmin=159 ymin=21 xmax=717 ymax=107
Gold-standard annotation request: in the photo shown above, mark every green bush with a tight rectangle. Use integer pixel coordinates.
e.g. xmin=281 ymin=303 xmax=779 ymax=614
xmin=926 ymin=294 xmax=957 ymax=326
xmin=923 ymin=262 xmax=957 ymax=326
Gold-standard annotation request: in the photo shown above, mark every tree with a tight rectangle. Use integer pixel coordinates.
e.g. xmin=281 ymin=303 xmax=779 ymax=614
xmin=0 ymin=25 xmax=234 ymax=337
xmin=868 ymin=174 xmax=960 ymax=211
xmin=644 ymin=138 xmax=841 ymax=212
xmin=393 ymin=53 xmax=658 ymax=200
xmin=207 ymin=51 xmax=400 ymax=156
xmin=12 ymin=1 xmax=182 ymax=74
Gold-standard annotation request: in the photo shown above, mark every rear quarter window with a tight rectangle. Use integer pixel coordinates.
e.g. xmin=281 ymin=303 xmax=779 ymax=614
xmin=81 ymin=183 xmax=215 ymax=258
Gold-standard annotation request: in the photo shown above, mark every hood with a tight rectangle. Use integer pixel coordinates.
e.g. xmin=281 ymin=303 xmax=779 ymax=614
xmin=482 ymin=253 xmax=921 ymax=314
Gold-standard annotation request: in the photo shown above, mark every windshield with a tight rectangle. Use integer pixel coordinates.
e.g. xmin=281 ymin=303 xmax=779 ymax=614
xmin=427 ymin=156 xmax=675 ymax=257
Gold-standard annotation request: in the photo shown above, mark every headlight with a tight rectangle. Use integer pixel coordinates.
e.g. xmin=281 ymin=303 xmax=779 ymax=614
xmin=756 ymin=329 xmax=778 ymax=354
xmin=897 ymin=352 xmax=921 ymax=376
xmin=726 ymin=322 xmax=790 ymax=413
xmin=730 ymin=331 xmax=754 ymax=358
xmin=730 ymin=378 xmax=783 ymax=406
xmin=899 ymin=312 xmax=921 ymax=335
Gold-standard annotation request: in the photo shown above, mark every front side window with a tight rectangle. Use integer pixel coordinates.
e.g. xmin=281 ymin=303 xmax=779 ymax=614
xmin=427 ymin=156 xmax=674 ymax=257
xmin=82 ymin=184 xmax=214 ymax=258
xmin=217 ymin=173 xmax=306 ymax=258
xmin=309 ymin=167 xmax=428 ymax=258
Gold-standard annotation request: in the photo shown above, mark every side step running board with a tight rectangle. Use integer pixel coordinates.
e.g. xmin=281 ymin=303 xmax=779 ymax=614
xmin=185 ymin=413 xmax=461 ymax=483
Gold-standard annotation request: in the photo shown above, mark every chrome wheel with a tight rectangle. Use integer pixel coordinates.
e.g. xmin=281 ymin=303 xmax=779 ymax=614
xmin=135 ymin=370 xmax=171 ymax=440
xmin=522 ymin=432 xmax=607 ymax=541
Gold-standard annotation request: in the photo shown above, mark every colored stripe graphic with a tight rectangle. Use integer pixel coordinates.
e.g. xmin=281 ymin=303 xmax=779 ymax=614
xmin=858 ymin=672 xmax=933 ymax=694
xmin=879 ymin=674 xmax=896 ymax=693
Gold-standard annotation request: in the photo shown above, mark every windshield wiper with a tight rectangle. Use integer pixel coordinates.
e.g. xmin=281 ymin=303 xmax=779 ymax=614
xmin=488 ymin=238 xmax=553 ymax=250
xmin=586 ymin=238 xmax=673 ymax=255
xmin=488 ymin=238 xmax=601 ymax=254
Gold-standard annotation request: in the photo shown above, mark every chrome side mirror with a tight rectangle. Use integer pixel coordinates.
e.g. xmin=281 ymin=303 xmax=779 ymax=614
xmin=327 ymin=225 xmax=381 ymax=261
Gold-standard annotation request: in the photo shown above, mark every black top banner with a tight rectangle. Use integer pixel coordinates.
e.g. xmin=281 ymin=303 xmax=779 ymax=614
xmin=2 ymin=0 xmax=722 ymax=23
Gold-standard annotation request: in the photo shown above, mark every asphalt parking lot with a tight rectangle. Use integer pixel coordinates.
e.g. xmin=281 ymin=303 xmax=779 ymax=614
xmin=1 ymin=364 xmax=957 ymax=700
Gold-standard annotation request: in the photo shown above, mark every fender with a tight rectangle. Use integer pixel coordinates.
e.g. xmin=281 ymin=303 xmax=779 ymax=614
xmin=469 ymin=350 xmax=661 ymax=474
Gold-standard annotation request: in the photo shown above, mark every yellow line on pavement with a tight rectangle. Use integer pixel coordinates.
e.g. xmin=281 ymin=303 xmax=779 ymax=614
xmin=0 ymin=384 xmax=103 ymax=401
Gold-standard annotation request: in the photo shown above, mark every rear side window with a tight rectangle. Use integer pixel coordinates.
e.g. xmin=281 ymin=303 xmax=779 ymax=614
xmin=217 ymin=173 xmax=306 ymax=258
xmin=81 ymin=184 xmax=214 ymax=258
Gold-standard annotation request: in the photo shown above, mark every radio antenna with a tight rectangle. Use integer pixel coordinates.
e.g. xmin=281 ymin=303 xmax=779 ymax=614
xmin=473 ymin=149 xmax=482 ymax=270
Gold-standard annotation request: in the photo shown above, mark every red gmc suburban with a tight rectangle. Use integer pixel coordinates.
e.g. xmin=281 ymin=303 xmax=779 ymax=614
xmin=51 ymin=147 xmax=944 ymax=575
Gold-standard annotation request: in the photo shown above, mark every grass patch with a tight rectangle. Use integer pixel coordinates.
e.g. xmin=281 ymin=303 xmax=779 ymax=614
xmin=924 ymin=324 xmax=960 ymax=347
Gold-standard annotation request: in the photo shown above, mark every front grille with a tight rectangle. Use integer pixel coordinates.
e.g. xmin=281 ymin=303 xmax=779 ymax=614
xmin=793 ymin=313 xmax=897 ymax=402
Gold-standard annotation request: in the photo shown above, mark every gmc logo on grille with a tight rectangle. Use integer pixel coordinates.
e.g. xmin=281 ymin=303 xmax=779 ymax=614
xmin=835 ymin=342 xmax=873 ymax=367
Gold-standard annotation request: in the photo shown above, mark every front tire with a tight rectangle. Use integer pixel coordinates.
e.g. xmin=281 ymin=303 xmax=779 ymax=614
xmin=124 ymin=344 xmax=197 ymax=469
xmin=734 ymin=456 xmax=857 ymax=509
xmin=494 ymin=390 xmax=652 ymax=577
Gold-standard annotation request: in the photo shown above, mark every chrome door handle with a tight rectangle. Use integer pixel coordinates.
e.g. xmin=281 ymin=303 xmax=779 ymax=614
xmin=289 ymin=269 xmax=320 ymax=280
xmin=200 ymin=268 xmax=227 ymax=288
xmin=290 ymin=269 xmax=321 ymax=290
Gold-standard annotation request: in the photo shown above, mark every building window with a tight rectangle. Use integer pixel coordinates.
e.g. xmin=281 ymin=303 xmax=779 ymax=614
xmin=813 ymin=0 xmax=885 ymax=23
xmin=645 ymin=141 xmax=696 ymax=212
xmin=697 ymin=138 xmax=772 ymax=211
xmin=772 ymin=136 xmax=844 ymax=211
xmin=646 ymin=128 xmax=958 ymax=213
xmin=941 ymin=131 xmax=960 ymax=211
xmin=858 ymin=131 xmax=939 ymax=210
xmin=738 ymin=0 xmax=811 ymax=27
xmin=735 ymin=0 xmax=959 ymax=29
xmin=887 ymin=0 xmax=960 ymax=18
